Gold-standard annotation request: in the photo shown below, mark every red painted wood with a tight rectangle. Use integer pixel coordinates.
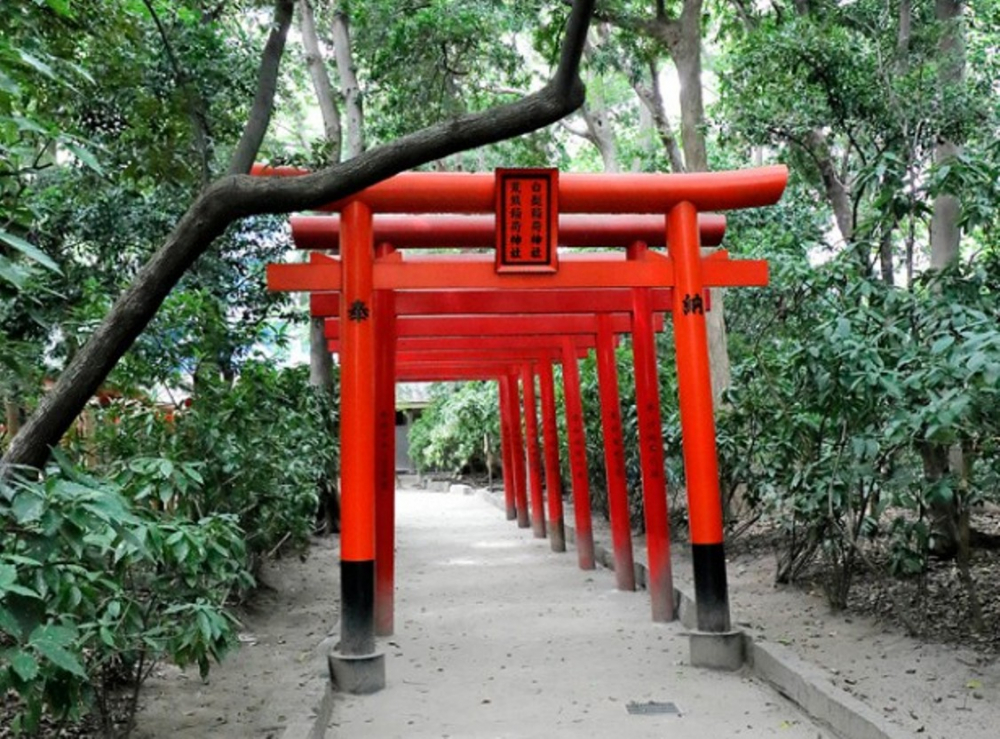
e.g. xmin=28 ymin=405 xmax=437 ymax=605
xmin=251 ymin=164 xmax=789 ymax=214
xmin=669 ymin=201 xmax=731 ymax=632
xmin=521 ymin=365 xmax=546 ymax=539
xmin=325 ymin=313 xmax=649 ymax=340
xmin=596 ymin=314 xmax=636 ymax=592
xmin=289 ymin=213 xmax=727 ymax=249
xmin=374 ymin=280 xmax=396 ymax=636
xmin=506 ymin=373 xmax=529 ymax=529
xmin=310 ymin=288 xmax=678 ymax=318
xmin=628 ymin=258 xmax=674 ymax=622
xmin=538 ymin=359 xmax=565 ymax=553
xmin=498 ymin=379 xmax=517 ymax=521
xmin=560 ymin=337 xmax=594 ymax=570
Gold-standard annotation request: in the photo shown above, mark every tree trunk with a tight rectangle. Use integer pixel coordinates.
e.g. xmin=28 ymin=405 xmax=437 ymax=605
xmin=805 ymin=129 xmax=854 ymax=245
xmin=299 ymin=0 xmax=342 ymax=161
xmin=300 ymin=0 xmax=340 ymax=395
xmin=581 ymin=101 xmax=619 ymax=172
xmin=666 ymin=0 xmax=731 ymax=403
xmin=878 ymin=224 xmax=895 ymax=285
xmin=332 ymin=4 xmax=364 ymax=158
xmin=925 ymin=0 xmax=965 ymax=553
xmin=630 ymin=59 xmax=685 ymax=173
xmin=1 ymin=0 xmax=596 ymax=475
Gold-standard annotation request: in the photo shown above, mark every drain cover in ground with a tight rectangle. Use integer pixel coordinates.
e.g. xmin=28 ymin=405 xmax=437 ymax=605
xmin=626 ymin=701 xmax=681 ymax=716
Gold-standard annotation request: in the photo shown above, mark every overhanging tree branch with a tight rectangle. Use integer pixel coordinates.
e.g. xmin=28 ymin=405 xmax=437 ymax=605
xmin=1 ymin=0 xmax=596 ymax=474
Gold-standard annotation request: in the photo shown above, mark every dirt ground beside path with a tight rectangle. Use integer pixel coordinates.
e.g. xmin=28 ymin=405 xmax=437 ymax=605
xmin=716 ymin=545 xmax=1000 ymax=739
xmin=134 ymin=535 xmax=339 ymax=739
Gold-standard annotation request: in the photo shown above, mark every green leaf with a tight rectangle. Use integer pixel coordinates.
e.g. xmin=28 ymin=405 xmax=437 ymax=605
xmin=11 ymin=491 xmax=45 ymax=524
xmin=0 ymin=230 xmax=60 ymax=273
xmin=8 ymin=650 xmax=40 ymax=681
xmin=16 ymin=50 xmax=58 ymax=81
xmin=64 ymin=141 xmax=104 ymax=175
xmin=0 ymin=254 xmax=32 ymax=288
xmin=0 ymin=606 xmax=20 ymax=637
xmin=29 ymin=625 xmax=87 ymax=678
xmin=45 ymin=0 xmax=74 ymax=17
xmin=930 ymin=335 xmax=955 ymax=355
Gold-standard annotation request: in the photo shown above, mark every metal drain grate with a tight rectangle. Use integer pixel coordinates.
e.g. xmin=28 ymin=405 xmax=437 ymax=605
xmin=626 ymin=701 xmax=681 ymax=716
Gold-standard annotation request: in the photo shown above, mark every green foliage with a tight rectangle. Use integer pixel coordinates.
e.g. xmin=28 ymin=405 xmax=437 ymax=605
xmin=79 ymin=363 xmax=339 ymax=567
xmin=409 ymin=382 xmax=499 ymax=475
xmin=717 ymin=250 xmax=1000 ymax=605
xmin=0 ymin=461 xmax=251 ymax=734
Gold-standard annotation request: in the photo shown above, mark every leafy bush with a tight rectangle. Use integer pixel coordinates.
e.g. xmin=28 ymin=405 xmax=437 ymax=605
xmin=409 ymin=382 xmax=499 ymax=475
xmin=0 ymin=461 xmax=252 ymax=736
xmin=78 ymin=362 xmax=339 ymax=567
xmin=719 ymin=253 xmax=1000 ymax=613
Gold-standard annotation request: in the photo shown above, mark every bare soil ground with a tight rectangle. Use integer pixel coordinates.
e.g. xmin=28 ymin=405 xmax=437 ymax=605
xmin=133 ymin=535 xmax=339 ymax=738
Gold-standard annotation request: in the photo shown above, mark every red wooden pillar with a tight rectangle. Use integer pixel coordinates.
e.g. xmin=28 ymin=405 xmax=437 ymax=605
xmin=521 ymin=364 xmax=547 ymax=539
xmin=338 ymin=200 xmax=378 ymax=655
xmin=668 ymin=201 xmax=731 ymax=633
xmin=628 ymin=243 xmax=674 ymax=622
xmin=506 ymin=372 xmax=530 ymax=528
xmin=497 ymin=378 xmax=517 ymax=520
xmin=596 ymin=314 xmax=636 ymax=591
xmin=374 ymin=244 xmax=396 ymax=637
xmin=538 ymin=359 xmax=566 ymax=552
xmin=560 ymin=337 xmax=595 ymax=569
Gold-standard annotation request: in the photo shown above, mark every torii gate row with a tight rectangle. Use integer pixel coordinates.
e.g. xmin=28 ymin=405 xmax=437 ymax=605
xmin=324 ymin=316 xmax=666 ymax=627
xmin=321 ymin=309 xmax=666 ymax=576
xmin=257 ymin=164 xmax=788 ymax=690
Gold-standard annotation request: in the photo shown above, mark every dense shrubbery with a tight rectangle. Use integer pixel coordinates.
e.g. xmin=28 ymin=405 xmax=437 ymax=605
xmin=408 ymin=382 xmax=500 ymax=476
xmin=0 ymin=462 xmax=251 ymax=735
xmin=1 ymin=363 xmax=338 ymax=734
xmin=719 ymin=254 xmax=1000 ymax=612
xmin=78 ymin=363 xmax=338 ymax=568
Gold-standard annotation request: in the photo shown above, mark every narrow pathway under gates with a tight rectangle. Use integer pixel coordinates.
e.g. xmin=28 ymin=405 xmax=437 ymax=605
xmin=328 ymin=488 xmax=831 ymax=738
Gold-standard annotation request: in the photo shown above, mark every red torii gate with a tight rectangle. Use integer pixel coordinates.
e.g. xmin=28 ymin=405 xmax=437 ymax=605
xmin=259 ymin=164 xmax=787 ymax=692
xmin=324 ymin=312 xmax=660 ymax=607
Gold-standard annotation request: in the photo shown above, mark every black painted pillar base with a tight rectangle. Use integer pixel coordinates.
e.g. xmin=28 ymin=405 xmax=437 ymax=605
xmin=341 ymin=559 xmax=376 ymax=654
xmin=333 ymin=558 xmax=385 ymax=693
xmin=691 ymin=542 xmax=732 ymax=633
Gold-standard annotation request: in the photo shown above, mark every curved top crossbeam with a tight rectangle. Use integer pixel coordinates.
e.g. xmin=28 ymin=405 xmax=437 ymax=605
xmin=252 ymin=164 xmax=788 ymax=214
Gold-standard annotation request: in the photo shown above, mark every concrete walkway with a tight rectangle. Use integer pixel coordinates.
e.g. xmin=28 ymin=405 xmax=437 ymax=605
xmin=327 ymin=489 xmax=833 ymax=738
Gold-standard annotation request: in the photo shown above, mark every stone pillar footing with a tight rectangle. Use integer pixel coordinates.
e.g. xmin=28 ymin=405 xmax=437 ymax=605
xmin=688 ymin=630 xmax=745 ymax=671
xmin=328 ymin=650 xmax=386 ymax=694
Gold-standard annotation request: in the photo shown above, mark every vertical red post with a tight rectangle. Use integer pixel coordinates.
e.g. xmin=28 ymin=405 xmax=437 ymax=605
xmin=668 ymin=201 xmax=731 ymax=633
xmin=374 ymin=244 xmax=396 ymax=637
xmin=498 ymin=378 xmax=517 ymax=520
xmin=521 ymin=364 xmax=547 ymax=539
xmin=506 ymin=372 xmax=530 ymax=528
xmin=628 ymin=243 xmax=674 ymax=622
xmin=338 ymin=200 xmax=378 ymax=655
xmin=596 ymin=314 xmax=636 ymax=591
xmin=538 ymin=359 xmax=566 ymax=552
xmin=560 ymin=337 xmax=595 ymax=569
